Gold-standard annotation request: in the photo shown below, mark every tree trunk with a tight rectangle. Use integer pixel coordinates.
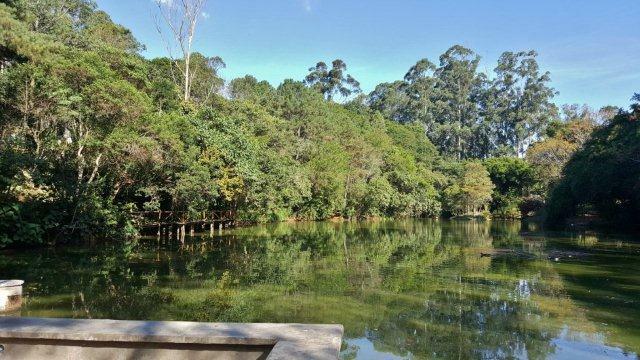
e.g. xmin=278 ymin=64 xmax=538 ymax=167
xmin=184 ymin=54 xmax=190 ymax=101
xmin=87 ymin=153 xmax=103 ymax=184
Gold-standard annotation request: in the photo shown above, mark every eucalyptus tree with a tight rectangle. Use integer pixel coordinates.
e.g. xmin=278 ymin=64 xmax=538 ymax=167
xmin=154 ymin=0 xmax=208 ymax=102
xmin=370 ymin=46 xmax=485 ymax=160
xmin=432 ymin=45 xmax=484 ymax=160
xmin=403 ymin=58 xmax=439 ymax=130
xmin=489 ymin=51 xmax=557 ymax=157
xmin=229 ymin=75 xmax=274 ymax=101
xmin=304 ymin=59 xmax=361 ymax=101
xmin=367 ymin=59 xmax=439 ymax=126
xmin=186 ymin=53 xmax=226 ymax=104
xmin=367 ymin=81 xmax=412 ymax=123
xmin=365 ymin=47 xmax=559 ymax=160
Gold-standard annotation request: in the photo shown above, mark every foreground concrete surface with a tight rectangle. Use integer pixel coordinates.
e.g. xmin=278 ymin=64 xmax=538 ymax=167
xmin=0 ymin=317 xmax=343 ymax=359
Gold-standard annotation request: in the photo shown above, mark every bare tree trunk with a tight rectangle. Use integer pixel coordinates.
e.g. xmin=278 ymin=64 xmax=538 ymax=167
xmin=87 ymin=153 xmax=103 ymax=184
xmin=155 ymin=0 xmax=207 ymax=102
xmin=76 ymin=145 xmax=85 ymax=196
xmin=184 ymin=55 xmax=191 ymax=101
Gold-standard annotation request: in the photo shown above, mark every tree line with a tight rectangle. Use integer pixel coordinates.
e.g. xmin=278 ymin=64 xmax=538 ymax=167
xmin=367 ymin=46 xmax=558 ymax=159
xmin=0 ymin=0 xmax=637 ymax=247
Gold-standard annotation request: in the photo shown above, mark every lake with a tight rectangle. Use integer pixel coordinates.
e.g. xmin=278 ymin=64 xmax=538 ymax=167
xmin=1 ymin=219 xmax=639 ymax=359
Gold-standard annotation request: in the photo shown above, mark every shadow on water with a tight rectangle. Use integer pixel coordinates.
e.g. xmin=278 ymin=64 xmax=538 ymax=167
xmin=1 ymin=219 xmax=639 ymax=359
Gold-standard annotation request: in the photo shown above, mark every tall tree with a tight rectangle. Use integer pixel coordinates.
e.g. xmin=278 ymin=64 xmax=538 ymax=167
xmin=186 ymin=53 xmax=225 ymax=104
xmin=432 ymin=45 xmax=484 ymax=160
xmin=403 ymin=59 xmax=438 ymax=130
xmin=368 ymin=81 xmax=412 ymax=123
xmin=304 ymin=59 xmax=361 ymax=101
xmin=154 ymin=0 xmax=207 ymax=102
xmin=489 ymin=51 xmax=557 ymax=157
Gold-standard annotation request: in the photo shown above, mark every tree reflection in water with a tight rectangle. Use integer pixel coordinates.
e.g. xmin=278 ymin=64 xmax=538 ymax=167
xmin=1 ymin=219 xmax=638 ymax=359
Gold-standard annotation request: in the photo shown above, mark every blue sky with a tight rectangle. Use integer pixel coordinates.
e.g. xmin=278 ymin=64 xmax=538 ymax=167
xmin=96 ymin=0 xmax=639 ymax=108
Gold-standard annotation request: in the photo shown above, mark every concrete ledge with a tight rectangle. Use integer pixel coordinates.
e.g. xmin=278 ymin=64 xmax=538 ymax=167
xmin=0 ymin=317 xmax=343 ymax=359
xmin=0 ymin=280 xmax=23 ymax=312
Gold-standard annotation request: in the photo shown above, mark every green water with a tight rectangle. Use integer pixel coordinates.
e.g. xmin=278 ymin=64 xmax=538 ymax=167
xmin=1 ymin=220 xmax=639 ymax=359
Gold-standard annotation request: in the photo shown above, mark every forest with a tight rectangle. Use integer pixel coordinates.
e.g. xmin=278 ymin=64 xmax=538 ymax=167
xmin=1 ymin=0 xmax=639 ymax=247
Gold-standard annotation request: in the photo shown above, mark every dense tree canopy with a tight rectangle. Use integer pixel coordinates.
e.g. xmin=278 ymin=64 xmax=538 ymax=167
xmin=0 ymin=0 xmax=446 ymax=247
xmin=443 ymin=162 xmax=494 ymax=217
xmin=366 ymin=46 xmax=558 ymax=159
xmin=484 ymin=157 xmax=536 ymax=218
xmin=527 ymin=117 xmax=596 ymax=193
xmin=545 ymin=105 xmax=640 ymax=228
xmin=0 ymin=0 xmax=636 ymax=247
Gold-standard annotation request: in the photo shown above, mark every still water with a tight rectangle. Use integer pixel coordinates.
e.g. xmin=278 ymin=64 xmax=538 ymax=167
xmin=1 ymin=220 xmax=639 ymax=359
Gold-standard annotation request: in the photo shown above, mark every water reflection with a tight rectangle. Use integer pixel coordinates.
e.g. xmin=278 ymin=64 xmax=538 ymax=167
xmin=0 ymin=220 xmax=638 ymax=359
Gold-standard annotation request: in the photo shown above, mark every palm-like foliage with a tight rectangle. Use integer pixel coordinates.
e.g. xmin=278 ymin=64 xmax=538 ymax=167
xmin=304 ymin=59 xmax=361 ymax=101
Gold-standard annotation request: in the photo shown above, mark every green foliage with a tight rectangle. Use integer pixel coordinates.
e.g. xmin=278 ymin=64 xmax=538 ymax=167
xmin=304 ymin=59 xmax=361 ymax=101
xmin=367 ymin=46 xmax=558 ymax=159
xmin=486 ymin=51 xmax=558 ymax=157
xmin=527 ymin=118 xmax=596 ymax=194
xmin=0 ymin=0 xmax=447 ymax=246
xmin=443 ymin=162 xmax=494 ymax=217
xmin=546 ymin=110 xmax=640 ymax=228
xmin=0 ymin=0 xmax=633 ymax=247
xmin=484 ymin=157 xmax=535 ymax=196
xmin=0 ymin=203 xmax=48 ymax=247
xmin=484 ymin=157 xmax=535 ymax=218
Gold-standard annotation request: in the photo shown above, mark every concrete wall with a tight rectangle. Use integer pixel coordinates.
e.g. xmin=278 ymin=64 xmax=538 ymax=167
xmin=0 ymin=317 xmax=343 ymax=360
xmin=0 ymin=338 xmax=271 ymax=360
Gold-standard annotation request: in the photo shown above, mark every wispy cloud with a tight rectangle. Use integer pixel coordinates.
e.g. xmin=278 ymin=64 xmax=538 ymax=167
xmin=301 ymin=0 xmax=312 ymax=13
xmin=202 ymin=11 xmax=210 ymax=19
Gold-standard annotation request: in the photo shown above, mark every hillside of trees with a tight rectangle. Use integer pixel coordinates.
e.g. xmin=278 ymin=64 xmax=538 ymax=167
xmin=0 ymin=0 xmax=637 ymax=247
